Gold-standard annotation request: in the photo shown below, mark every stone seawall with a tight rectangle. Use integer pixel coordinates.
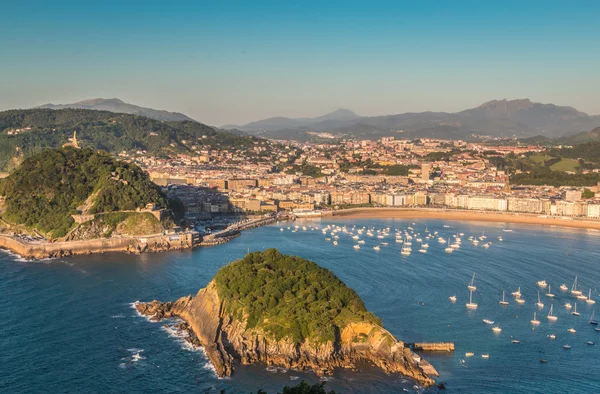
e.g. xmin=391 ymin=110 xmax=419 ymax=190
xmin=0 ymin=234 xmax=194 ymax=260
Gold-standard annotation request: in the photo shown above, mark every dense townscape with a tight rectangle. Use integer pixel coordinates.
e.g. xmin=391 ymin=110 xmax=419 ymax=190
xmin=126 ymin=135 xmax=600 ymax=225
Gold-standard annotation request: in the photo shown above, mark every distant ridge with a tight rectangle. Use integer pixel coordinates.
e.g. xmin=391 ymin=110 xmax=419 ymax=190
xmin=37 ymin=98 xmax=196 ymax=122
xmin=226 ymin=99 xmax=600 ymax=141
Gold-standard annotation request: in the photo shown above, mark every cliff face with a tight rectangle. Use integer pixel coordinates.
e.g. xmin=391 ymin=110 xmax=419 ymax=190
xmin=136 ymin=280 xmax=434 ymax=387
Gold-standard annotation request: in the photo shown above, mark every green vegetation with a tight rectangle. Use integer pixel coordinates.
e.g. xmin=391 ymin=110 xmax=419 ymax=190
xmin=214 ymin=249 xmax=381 ymax=345
xmin=549 ymin=158 xmax=580 ymax=172
xmin=582 ymin=188 xmax=595 ymax=199
xmin=0 ymin=147 xmax=170 ymax=238
xmin=286 ymin=161 xmax=323 ymax=177
xmin=511 ymin=167 xmax=600 ymax=187
xmin=73 ymin=212 xmax=165 ymax=239
xmin=0 ymin=108 xmax=262 ymax=171
xmin=383 ymin=164 xmax=412 ymax=176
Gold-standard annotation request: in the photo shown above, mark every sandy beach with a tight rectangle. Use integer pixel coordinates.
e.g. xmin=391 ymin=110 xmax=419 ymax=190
xmin=330 ymin=208 xmax=600 ymax=231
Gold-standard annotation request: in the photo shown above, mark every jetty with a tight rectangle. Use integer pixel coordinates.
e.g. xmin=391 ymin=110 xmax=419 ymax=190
xmin=408 ymin=342 xmax=455 ymax=352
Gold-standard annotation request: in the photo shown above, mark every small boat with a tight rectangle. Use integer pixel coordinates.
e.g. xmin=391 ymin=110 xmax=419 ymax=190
xmin=373 ymin=246 xmax=381 ymax=251
xmin=511 ymin=287 xmax=521 ymax=297
xmin=443 ymin=225 xmax=450 ymax=228
xmin=547 ymin=304 xmax=558 ymax=322
xmin=571 ymin=275 xmax=582 ymax=296
xmin=571 ymin=303 xmax=580 ymax=316
xmin=567 ymin=328 xmax=576 ymax=334
xmin=400 ymin=249 xmax=411 ymax=256
xmin=497 ymin=237 xmax=503 ymax=241
xmin=499 ymin=291 xmax=509 ymax=305
xmin=539 ymin=359 xmax=548 ymax=363
xmin=515 ymin=297 xmax=525 ymax=305
xmin=530 ymin=312 xmax=540 ymax=326
xmin=358 ymin=240 xmax=365 ymax=244
xmin=468 ymin=273 xmax=477 ymax=291
xmin=465 ymin=352 xmax=474 ymax=357
xmin=449 ymin=296 xmax=457 ymax=303
xmin=577 ymin=293 xmax=588 ymax=301
xmin=353 ymin=245 xmax=360 ymax=250
xmin=586 ymin=289 xmax=595 ymax=305
xmin=280 ymin=228 xmax=284 ymax=232
xmin=466 ymin=290 xmax=478 ymax=310
xmin=589 ymin=311 xmax=598 ymax=325
xmin=381 ymin=242 xmax=388 ymax=246
xmin=445 ymin=239 xmax=454 ymax=253
xmin=564 ymin=302 xmax=572 ymax=310
xmin=333 ymin=241 xmax=338 ymax=246
xmin=511 ymin=340 xmax=520 ymax=344
xmin=483 ymin=319 xmax=494 ymax=325
xmin=537 ymin=280 xmax=547 ymax=288
xmin=481 ymin=354 xmax=489 ymax=359
xmin=587 ymin=341 xmax=595 ymax=345
xmin=545 ymin=285 xmax=555 ymax=298
xmin=563 ymin=345 xmax=571 ymax=350
xmin=418 ymin=248 xmax=427 ymax=253
xmin=503 ymin=229 xmax=513 ymax=232
xmin=536 ymin=291 xmax=544 ymax=309
xmin=559 ymin=284 xmax=568 ymax=292
xmin=596 ymin=327 xmax=600 ymax=332
xmin=548 ymin=334 xmax=556 ymax=340
xmin=492 ymin=326 xmax=502 ymax=333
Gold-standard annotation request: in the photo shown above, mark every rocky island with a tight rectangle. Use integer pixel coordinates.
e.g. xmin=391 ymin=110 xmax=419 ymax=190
xmin=136 ymin=249 xmax=435 ymax=387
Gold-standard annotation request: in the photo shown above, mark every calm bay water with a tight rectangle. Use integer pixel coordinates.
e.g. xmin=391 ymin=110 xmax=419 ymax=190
xmin=1 ymin=218 xmax=600 ymax=393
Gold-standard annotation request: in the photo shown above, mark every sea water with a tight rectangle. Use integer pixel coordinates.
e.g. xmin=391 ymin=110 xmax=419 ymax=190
xmin=1 ymin=218 xmax=599 ymax=393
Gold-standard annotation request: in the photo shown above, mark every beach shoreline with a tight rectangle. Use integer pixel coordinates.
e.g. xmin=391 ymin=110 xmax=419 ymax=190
xmin=329 ymin=208 xmax=600 ymax=231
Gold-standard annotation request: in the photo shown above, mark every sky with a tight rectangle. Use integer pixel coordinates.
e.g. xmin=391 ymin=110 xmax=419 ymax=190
xmin=1 ymin=0 xmax=600 ymax=126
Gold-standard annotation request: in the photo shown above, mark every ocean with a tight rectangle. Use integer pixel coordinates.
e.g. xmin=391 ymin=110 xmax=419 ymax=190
xmin=1 ymin=218 xmax=600 ymax=393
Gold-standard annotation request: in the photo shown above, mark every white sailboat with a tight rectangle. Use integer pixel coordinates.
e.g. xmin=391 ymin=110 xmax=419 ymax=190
xmin=537 ymin=280 xmax=547 ymax=288
xmin=571 ymin=275 xmax=582 ymax=296
xmin=536 ymin=291 xmax=544 ymax=309
xmin=586 ymin=289 xmax=595 ymax=305
xmin=511 ymin=287 xmax=521 ymax=297
xmin=531 ymin=311 xmax=540 ymax=326
xmin=547 ymin=304 xmax=558 ymax=322
xmin=545 ymin=285 xmax=555 ymax=298
xmin=590 ymin=310 xmax=598 ymax=325
xmin=445 ymin=239 xmax=454 ymax=253
xmin=468 ymin=273 xmax=476 ymax=291
xmin=571 ymin=303 xmax=580 ymax=316
xmin=499 ymin=291 xmax=509 ymax=305
xmin=466 ymin=289 xmax=478 ymax=310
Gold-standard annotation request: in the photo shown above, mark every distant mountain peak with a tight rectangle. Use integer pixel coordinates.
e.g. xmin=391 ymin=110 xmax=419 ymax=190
xmin=36 ymin=98 xmax=196 ymax=123
xmin=73 ymin=98 xmax=125 ymax=106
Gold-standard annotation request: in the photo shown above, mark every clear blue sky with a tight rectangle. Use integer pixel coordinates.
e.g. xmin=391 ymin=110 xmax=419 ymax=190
xmin=1 ymin=0 xmax=599 ymax=126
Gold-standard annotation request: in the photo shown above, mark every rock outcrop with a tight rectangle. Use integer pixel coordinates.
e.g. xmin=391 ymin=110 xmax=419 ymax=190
xmin=136 ymin=280 xmax=435 ymax=387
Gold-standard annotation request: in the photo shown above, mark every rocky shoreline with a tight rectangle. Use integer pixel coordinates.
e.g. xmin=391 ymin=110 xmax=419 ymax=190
xmin=135 ymin=280 xmax=435 ymax=387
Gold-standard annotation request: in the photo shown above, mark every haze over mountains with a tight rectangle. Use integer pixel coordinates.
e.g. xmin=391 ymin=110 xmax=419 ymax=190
xmin=37 ymin=98 xmax=196 ymax=123
xmin=225 ymin=99 xmax=600 ymax=141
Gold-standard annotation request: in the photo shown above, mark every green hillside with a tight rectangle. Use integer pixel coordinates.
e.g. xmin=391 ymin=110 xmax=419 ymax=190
xmin=214 ymin=249 xmax=381 ymax=345
xmin=0 ymin=108 xmax=260 ymax=171
xmin=0 ymin=147 xmax=170 ymax=238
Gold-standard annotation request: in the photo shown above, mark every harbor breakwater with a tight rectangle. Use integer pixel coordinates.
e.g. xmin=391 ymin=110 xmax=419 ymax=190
xmin=0 ymin=233 xmax=194 ymax=260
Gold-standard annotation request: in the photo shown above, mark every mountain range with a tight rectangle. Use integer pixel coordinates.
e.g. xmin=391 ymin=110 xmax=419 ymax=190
xmin=225 ymin=99 xmax=600 ymax=141
xmin=37 ymin=98 xmax=196 ymax=122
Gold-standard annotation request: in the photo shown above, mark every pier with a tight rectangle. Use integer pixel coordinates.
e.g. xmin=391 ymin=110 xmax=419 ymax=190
xmin=409 ymin=342 xmax=455 ymax=352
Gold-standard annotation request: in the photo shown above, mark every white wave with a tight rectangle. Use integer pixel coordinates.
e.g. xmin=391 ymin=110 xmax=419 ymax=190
xmin=129 ymin=301 xmax=157 ymax=322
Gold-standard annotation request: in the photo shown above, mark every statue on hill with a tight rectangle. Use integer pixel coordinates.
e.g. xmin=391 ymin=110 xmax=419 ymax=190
xmin=62 ymin=131 xmax=80 ymax=149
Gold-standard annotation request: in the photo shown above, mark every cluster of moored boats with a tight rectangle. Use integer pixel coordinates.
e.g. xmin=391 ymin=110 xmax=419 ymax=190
xmin=450 ymin=273 xmax=599 ymax=357
xmin=280 ymin=223 xmax=501 ymax=256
